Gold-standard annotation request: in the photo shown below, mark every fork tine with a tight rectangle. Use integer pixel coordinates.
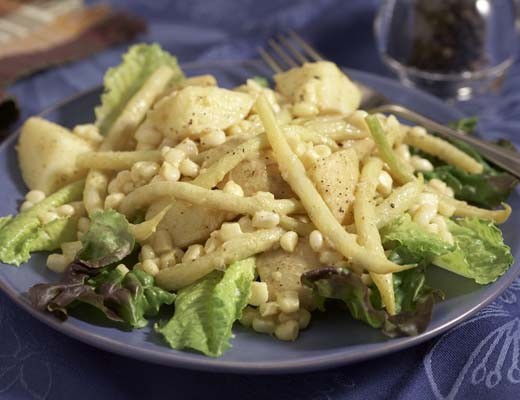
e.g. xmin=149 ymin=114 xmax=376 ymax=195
xmin=277 ymin=34 xmax=309 ymax=64
xmin=288 ymin=30 xmax=324 ymax=61
xmin=268 ymin=39 xmax=299 ymax=69
xmin=258 ymin=48 xmax=284 ymax=73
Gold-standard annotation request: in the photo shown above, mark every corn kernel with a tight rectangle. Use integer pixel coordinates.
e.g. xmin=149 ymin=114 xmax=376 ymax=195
xmin=160 ymin=162 xmax=181 ymax=182
xmin=252 ymin=211 xmax=280 ymax=229
xmin=163 ymin=148 xmax=186 ymax=167
xmin=301 ymin=147 xmax=320 ymax=168
xmin=259 ymin=301 xmax=279 ymax=317
xmin=201 ymin=129 xmax=226 ymax=148
xmin=252 ymin=316 xmax=276 ymax=334
xmin=104 ymin=193 xmax=125 ymax=210
xmin=61 ymin=241 xmax=82 ymax=259
xmin=309 ymin=230 xmax=324 ymax=252
xmin=413 ymin=204 xmax=437 ymax=226
xmin=218 ymin=222 xmax=242 ymax=242
xmin=179 ymin=158 xmax=200 ymax=178
xmin=46 ymin=253 xmax=69 ymax=273
xmin=25 ymin=190 xmax=46 ymax=204
xmin=204 ymin=235 xmax=221 ymax=253
xmin=20 ymin=201 xmax=33 ymax=212
xmin=39 ymin=211 xmax=58 ymax=225
xmin=249 ymin=281 xmax=269 ymax=306
xmin=141 ymin=259 xmax=159 ymax=276
xmin=223 ymin=180 xmax=244 ymax=197
xmin=176 ymin=138 xmax=198 ymax=156
xmin=279 ymin=231 xmax=298 ymax=253
xmin=438 ymin=200 xmax=456 ymax=217
xmin=278 ymin=312 xmax=299 ymax=323
xmin=140 ymin=244 xmax=156 ymax=261
xmin=56 ymin=204 xmax=75 ymax=217
xmin=276 ymin=290 xmax=299 ymax=314
xmin=274 ymin=320 xmax=299 ymax=341
xmin=410 ymin=155 xmax=434 ymax=172
xmin=152 ymin=229 xmax=173 ymax=255
xmin=131 ymin=161 xmax=159 ymax=182
xmin=182 ymin=244 xmax=204 ymax=263
xmin=239 ymin=306 xmax=259 ymax=327
xmin=159 ymin=251 xmax=177 ymax=269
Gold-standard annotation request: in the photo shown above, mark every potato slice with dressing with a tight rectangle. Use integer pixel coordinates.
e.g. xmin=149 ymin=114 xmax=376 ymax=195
xmin=310 ymin=148 xmax=359 ymax=224
xmin=149 ymin=86 xmax=254 ymax=139
xmin=157 ymin=200 xmax=232 ymax=248
xmin=229 ymin=152 xmax=294 ymax=199
xmin=256 ymin=241 xmax=322 ymax=310
xmin=274 ymin=61 xmax=361 ymax=116
xmin=17 ymin=117 xmax=94 ymax=194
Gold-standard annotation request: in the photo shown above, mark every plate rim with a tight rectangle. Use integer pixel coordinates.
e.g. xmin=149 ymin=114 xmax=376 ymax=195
xmin=1 ymin=58 xmax=519 ymax=374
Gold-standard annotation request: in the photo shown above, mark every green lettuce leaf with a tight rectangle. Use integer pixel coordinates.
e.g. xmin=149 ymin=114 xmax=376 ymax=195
xmin=29 ymin=263 xmax=174 ymax=328
xmin=78 ymin=209 xmax=135 ymax=268
xmin=0 ymin=180 xmax=84 ymax=265
xmin=380 ymin=214 xmax=454 ymax=265
xmin=156 ymin=258 xmax=255 ymax=357
xmin=434 ymin=218 xmax=513 ymax=284
xmin=302 ymin=267 xmax=442 ymax=337
xmin=95 ymin=43 xmax=184 ymax=135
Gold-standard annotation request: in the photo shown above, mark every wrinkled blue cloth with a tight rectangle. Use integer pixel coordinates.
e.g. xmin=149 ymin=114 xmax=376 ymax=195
xmin=3 ymin=1 xmax=520 ymax=399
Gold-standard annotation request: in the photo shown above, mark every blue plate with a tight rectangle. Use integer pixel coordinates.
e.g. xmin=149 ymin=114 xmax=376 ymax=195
xmin=0 ymin=60 xmax=518 ymax=374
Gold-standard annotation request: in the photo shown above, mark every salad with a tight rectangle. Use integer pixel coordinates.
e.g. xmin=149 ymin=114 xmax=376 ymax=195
xmin=0 ymin=43 xmax=516 ymax=357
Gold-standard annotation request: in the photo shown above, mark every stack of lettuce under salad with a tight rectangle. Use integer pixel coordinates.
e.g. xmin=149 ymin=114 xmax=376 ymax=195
xmin=0 ymin=44 xmax=516 ymax=357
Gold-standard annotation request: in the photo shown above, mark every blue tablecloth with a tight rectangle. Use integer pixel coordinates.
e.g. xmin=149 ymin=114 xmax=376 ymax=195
xmin=3 ymin=1 xmax=520 ymax=399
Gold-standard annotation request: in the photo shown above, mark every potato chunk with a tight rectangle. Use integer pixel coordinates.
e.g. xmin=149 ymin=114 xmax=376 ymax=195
xmin=274 ymin=61 xmax=361 ymax=116
xmin=256 ymin=241 xmax=322 ymax=309
xmin=17 ymin=117 xmax=94 ymax=194
xmin=157 ymin=200 xmax=231 ymax=248
xmin=149 ymin=86 xmax=253 ymax=139
xmin=310 ymin=148 xmax=359 ymax=224
xmin=229 ymin=152 xmax=294 ymax=199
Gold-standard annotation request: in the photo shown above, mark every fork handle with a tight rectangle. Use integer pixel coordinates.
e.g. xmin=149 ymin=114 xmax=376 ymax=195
xmin=372 ymin=104 xmax=520 ymax=179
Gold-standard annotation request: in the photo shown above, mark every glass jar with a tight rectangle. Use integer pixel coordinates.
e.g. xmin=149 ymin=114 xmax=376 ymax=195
xmin=375 ymin=0 xmax=518 ymax=100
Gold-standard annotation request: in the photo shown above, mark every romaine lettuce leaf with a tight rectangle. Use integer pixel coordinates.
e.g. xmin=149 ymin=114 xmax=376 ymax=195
xmin=95 ymin=43 xmax=184 ymax=135
xmin=156 ymin=258 xmax=255 ymax=357
xmin=29 ymin=263 xmax=174 ymax=328
xmin=380 ymin=214 xmax=454 ymax=265
xmin=434 ymin=218 xmax=513 ymax=284
xmin=78 ymin=209 xmax=134 ymax=268
xmin=302 ymin=267 xmax=442 ymax=337
xmin=0 ymin=180 xmax=84 ymax=265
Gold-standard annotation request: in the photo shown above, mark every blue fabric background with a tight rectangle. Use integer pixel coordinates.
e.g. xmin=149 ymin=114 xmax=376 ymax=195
xmin=2 ymin=1 xmax=520 ymax=399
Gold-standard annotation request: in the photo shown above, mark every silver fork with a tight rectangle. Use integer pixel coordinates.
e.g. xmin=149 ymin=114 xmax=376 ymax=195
xmin=259 ymin=30 xmax=520 ymax=179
